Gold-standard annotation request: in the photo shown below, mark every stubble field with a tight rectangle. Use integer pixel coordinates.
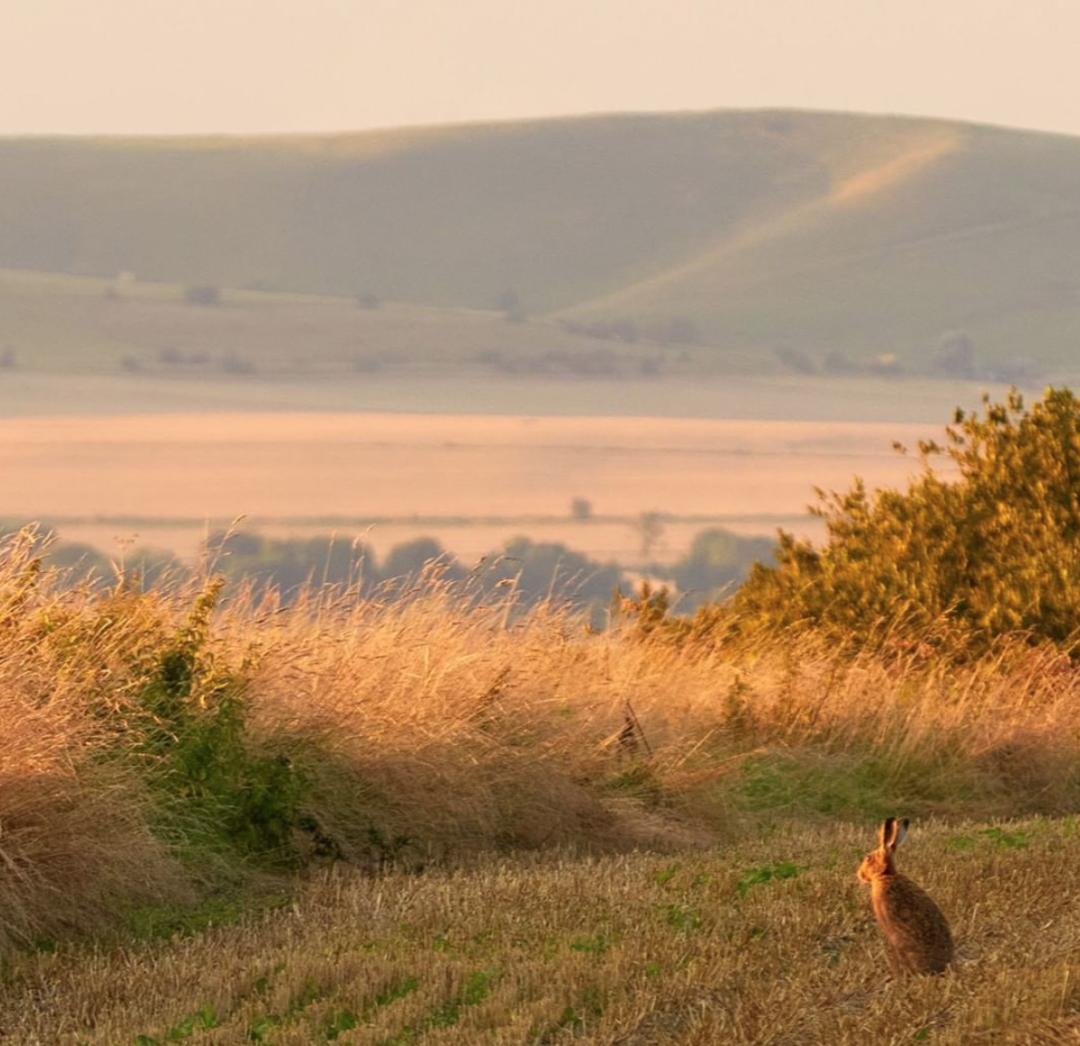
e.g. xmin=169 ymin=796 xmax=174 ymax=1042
xmin=6 ymin=819 xmax=1077 ymax=1044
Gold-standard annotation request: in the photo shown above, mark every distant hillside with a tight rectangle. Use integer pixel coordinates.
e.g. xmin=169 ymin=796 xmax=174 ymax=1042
xmin=0 ymin=269 xmax=734 ymax=378
xmin=4 ymin=109 xmax=1080 ymax=374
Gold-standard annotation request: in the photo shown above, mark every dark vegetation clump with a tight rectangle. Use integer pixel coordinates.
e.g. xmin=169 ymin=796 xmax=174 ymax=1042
xmin=131 ymin=579 xmax=306 ymax=863
xmin=822 ymin=349 xmax=857 ymax=374
xmin=932 ymin=331 xmax=977 ymax=378
xmin=659 ymin=528 xmax=775 ymax=611
xmin=220 ymin=351 xmax=256 ymax=375
xmin=773 ymin=345 xmax=817 ymax=375
xmin=560 ymin=315 xmax=700 ymax=347
xmin=650 ymin=316 xmax=701 ymax=346
xmin=496 ymin=288 xmax=526 ymax=323
xmin=560 ymin=317 xmax=641 ymax=343
xmin=184 ymin=284 xmax=222 ymax=307
xmin=476 ymin=345 xmax=624 ymax=376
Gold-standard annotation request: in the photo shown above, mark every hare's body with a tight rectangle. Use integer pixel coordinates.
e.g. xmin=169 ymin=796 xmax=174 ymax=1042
xmin=868 ymin=870 xmax=953 ymax=974
xmin=858 ymin=817 xmax=954 ymax=975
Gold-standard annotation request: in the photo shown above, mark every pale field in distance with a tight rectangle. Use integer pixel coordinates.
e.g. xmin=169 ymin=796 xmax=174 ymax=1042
xmin=2 ymin=411 xmax=939 ymax=564
xmin=0 ymin=368 xmax=1031 ymax=422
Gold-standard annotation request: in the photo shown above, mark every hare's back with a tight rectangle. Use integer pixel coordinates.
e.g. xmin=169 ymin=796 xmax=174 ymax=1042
xmin=874 ymin=875 xmax=954 ymax=974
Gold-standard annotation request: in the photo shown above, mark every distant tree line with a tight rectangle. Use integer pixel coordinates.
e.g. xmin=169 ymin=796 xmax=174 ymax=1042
xmin=771 ymin=330 xmax=1044 ymax=384
xmin=649 ymin=527 xmax=776 ymax=611
xmin=37 ymin=526 xmax=775 ymax=619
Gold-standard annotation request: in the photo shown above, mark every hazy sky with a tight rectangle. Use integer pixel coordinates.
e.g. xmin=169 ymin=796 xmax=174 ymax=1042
xmin=5 ymin=0 xmax=1080 ymax=137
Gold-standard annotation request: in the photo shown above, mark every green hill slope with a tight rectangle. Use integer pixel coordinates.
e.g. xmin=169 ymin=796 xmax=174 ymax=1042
xmin=564 ymin=119 xmax=1080 ymax=372
xmin=4 ymin=109 xmax=1080 ymax=373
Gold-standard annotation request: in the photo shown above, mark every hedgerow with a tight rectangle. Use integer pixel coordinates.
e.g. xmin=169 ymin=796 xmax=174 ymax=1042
xmin=725 ymin=388 xmax=1080 ymax=652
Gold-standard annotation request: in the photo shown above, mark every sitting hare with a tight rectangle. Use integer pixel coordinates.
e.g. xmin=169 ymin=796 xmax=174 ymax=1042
xmin=857 ymin=817 xmax=954 ymax=974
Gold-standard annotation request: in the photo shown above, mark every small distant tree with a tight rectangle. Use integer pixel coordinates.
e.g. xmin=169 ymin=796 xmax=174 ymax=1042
xmin=477 ymin=536 xmax=624 ymax=624
xmin=220 ymin=351 xmax=256 ymax=375
xmin=666 ymin=528 xmax=775 ymax=610
xmin=204 ymin=530 xmax=376 ymax=599
xmin=932 ymin=331 xmax=976 ymax=379
xmin=120 ymin=354 xmax=142 ymax=373
xmin=656 ymin=316 xmax=701 ymax=346
xmin=352 ymin=353 xmax=383 ymax=373
xmin=355 ymin=292 xmax=382 ymax=310
xmin=774 ymin=345 xmax=818 ymax=375
xmin=44 ymin=542 xmax=113 ymax=582
xmin=993 ymin=355 xmax=1042 ymax=384
xmin=119 ymin=546 xmax=189 ymax=589
xmin=206 ymin=530 xmax=263 ymax=559
xmin=380 ymin=537 xmax=465 ymax=587
xmin=105 ymin=271 xmax=135 ymax=300
xmin=609 ymin=318 xmax=639 ymax=343
xmin=570 ymin=497 xmax=593 ymax=521
xmin=0 ymin=347 xmax=16 ymax=369
xmin=823 ymin=349 xmax=857 ymax=374
xmin=184 ymin=284 xmax=222 ymax=307
xmin=634 ymin=511 xmax=665 ymax=561
xmin=497 ymin=288 xmax=526 ymax=323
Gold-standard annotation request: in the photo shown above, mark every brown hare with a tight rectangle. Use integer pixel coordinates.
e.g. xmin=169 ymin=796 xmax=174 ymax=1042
xmin=857 ymin=817 xmax=954 ymax=974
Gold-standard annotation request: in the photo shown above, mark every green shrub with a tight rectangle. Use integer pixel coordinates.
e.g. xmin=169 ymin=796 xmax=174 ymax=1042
xmin=134 ymin=579 xmax=306 ymax=863
xmin=728 ymin=388 xmax=1080 ymax=652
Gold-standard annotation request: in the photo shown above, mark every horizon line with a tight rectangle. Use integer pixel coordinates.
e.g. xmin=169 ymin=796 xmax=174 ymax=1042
xmin=2 ymin=104 xmax=1077 ymax=144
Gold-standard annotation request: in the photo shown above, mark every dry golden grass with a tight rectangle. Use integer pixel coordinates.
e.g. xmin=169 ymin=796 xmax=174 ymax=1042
xmin=228 ymin=587 xmax=1080 ymax=860
xmin=2 ymin=818 xmax=1076 ymax=1044
xmin=1 ymin=533 xmax=1078 ymax=1041
xmin=0 ymin=547 xmax=186 ymax=952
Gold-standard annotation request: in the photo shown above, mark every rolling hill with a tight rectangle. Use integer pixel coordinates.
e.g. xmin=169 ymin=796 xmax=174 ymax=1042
xmin=4 ymin=109 xmax=1080 ymax=374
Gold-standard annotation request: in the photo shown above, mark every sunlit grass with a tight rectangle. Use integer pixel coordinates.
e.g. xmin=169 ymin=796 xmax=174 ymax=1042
xmin=2 ymin=818 xmax=1076 ymax=1043
xmin=0 ymin=524 xmax=1077 ymax=1040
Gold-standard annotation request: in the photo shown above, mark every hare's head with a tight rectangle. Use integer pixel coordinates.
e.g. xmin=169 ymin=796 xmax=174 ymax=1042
xmin=857 ymin=816 xmax=908 ymax=883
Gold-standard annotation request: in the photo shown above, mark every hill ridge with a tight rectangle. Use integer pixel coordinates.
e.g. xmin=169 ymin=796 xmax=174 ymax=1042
xmin=4 ymin=108 xmax=1080 ymax=374
xmin=4 ymin=104 xmax=1072 ymax=145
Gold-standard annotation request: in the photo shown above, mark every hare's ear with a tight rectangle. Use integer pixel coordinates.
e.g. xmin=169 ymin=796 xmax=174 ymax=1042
xmin=877 ymin=817 xmax=896 ymax=849
xmin=882 ymin=817 xmax=908 ymax=851
xmin=893 ymin=818 xmax=910 ymax=847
